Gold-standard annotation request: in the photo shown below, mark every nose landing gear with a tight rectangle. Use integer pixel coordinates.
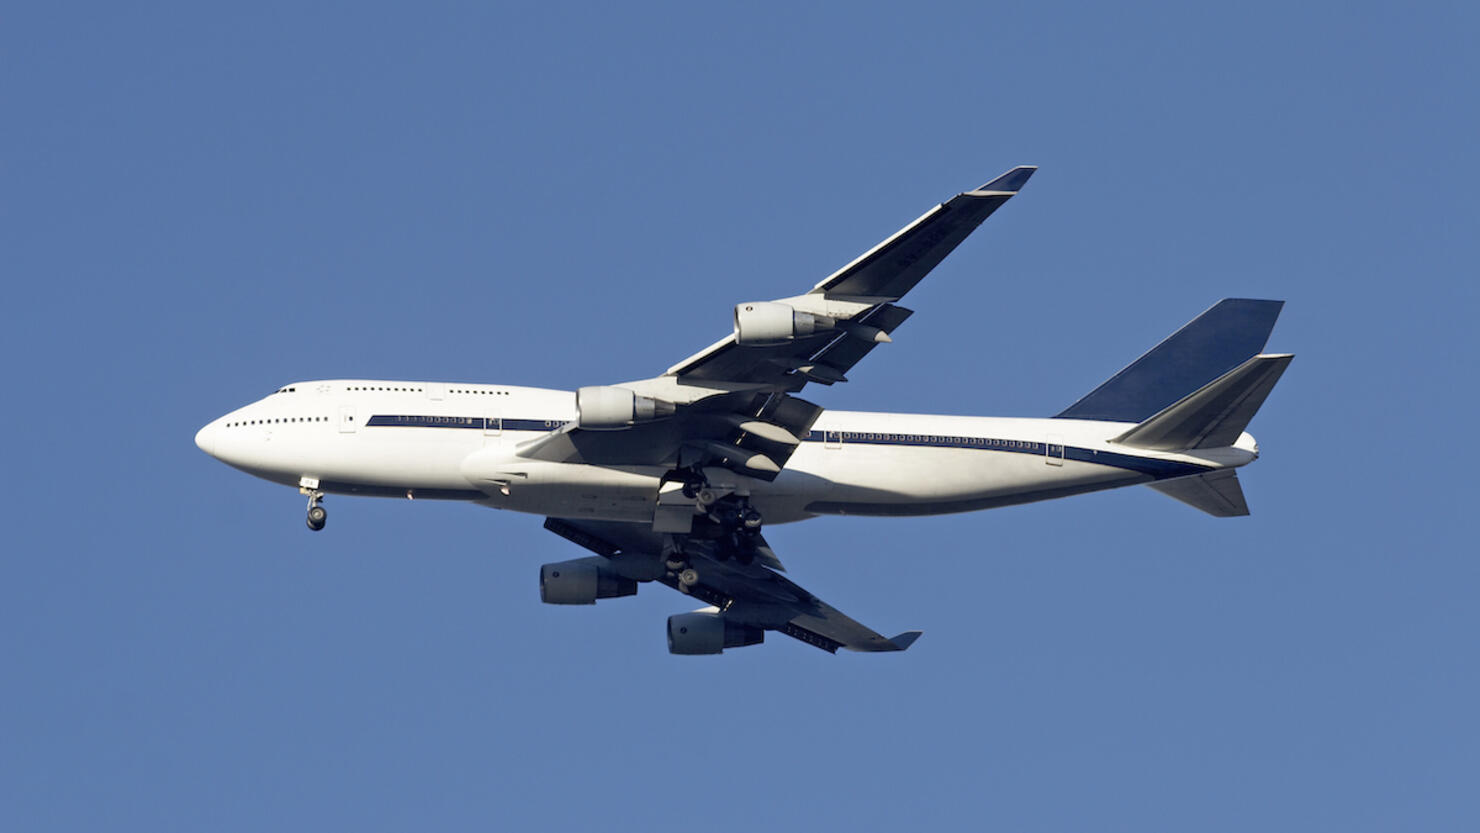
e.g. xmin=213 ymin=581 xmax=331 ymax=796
xmin=298 ymin=477 xmax=327 ymax=531
xmin=304 ymin=490 xmax=327 ymax=531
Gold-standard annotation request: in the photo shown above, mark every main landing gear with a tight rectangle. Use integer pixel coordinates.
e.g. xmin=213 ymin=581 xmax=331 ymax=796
xmin=660 ymin=466 xmax=766 ymax=533
xmin=662 ymin=465 xmax=709 ymax=501
xmin=660 ymin=468 xmax=767 ymax=592
xmin=667 ymin=554 xmax=696 ymax=593
xmin=305 ymin=490 xmax=327 ymax=531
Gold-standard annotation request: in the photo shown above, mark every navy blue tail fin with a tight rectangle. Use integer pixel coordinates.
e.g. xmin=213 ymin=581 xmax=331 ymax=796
xmin=1055 ymin=299 xmax=1285 ymax=423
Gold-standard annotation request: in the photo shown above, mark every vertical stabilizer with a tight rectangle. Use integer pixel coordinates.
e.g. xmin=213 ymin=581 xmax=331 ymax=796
xmin=1056 ymin=299 xmax=1285 ymax=423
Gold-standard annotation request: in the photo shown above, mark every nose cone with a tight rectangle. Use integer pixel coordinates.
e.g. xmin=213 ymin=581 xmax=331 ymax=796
xmin=195 ymin=421 xmax=218 ymax=457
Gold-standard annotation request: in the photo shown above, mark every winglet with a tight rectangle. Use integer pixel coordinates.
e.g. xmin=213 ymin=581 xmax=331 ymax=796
xmin=976 ymin=165 xmax=1037 ymax=193
xmin=889 ymin=630 xmax=924 ymax=651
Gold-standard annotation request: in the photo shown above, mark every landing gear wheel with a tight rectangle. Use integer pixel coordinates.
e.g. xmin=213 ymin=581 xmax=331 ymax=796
xmin=741 ymin=509 xmax=763 ymax=530
xmin=304 ymin=488 xmax=327 ymax=531
xmin=678 ymin=568 xmax=699 ymax=589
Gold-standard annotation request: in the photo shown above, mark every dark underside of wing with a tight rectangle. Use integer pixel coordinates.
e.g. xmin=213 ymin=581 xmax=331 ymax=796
xmin=544 ymin=517 xmax=920 ymax=653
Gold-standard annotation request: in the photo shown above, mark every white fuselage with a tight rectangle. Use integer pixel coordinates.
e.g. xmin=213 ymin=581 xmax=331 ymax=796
xmin=195 ymin=380 xmax=1259 ymax=524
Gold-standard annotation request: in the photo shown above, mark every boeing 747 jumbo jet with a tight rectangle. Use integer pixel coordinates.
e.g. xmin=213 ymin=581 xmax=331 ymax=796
xmin=195 ymin=166 xmax=1293 ymax=656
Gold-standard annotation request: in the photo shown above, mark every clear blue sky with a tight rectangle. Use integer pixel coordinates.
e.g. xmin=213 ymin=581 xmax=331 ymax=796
xmin=5 ymin=2 xmax=1477 ymax=830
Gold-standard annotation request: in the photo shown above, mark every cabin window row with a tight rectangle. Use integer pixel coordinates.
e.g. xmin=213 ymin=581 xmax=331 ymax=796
xmin=227 ymin=416 xmax=329 ymax=427
xmin=815 ymin=431 xmax=1039 ymax=449
xmin=385 ymin=415 xmax=480 ymax=426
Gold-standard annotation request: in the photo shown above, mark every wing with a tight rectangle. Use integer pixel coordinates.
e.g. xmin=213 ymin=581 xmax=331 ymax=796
xmin=518 ymin=166 xmax=1036 ymax=480
xmin=545 ymin=517 xmax=921 ymax=654
xmin=666 ymin=164 xmax=1037 ymax=388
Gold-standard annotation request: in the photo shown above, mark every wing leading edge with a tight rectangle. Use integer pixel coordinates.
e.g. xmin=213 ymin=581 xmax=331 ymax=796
xmin=668 ymin=165 xmax=1037 ymax=386
xmin=809 ymin=164 xmax=1038 ymax=299
xmin=517 ymin=166 xmax=1037 ymax=480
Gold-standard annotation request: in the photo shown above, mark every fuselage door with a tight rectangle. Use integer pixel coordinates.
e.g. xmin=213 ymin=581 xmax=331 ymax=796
xmin=339 ymin=406 xmax=357 ymax=433
xmin=824 ymin=430 xmax=843 ymax=449
xmin=484 ymin=410 xmax=502 ymax=438
xmin=1045 ymin=433 xmax=1064 ymax=466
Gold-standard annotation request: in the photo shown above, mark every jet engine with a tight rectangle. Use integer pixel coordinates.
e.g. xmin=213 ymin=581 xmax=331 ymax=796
xmin=666 ymin=609 xmax=765 ymax=655
xmin=575 ymin=386 xmax=675 ymax=430
xmin=539 ymin=556 xmax=638 ymax=605
xmin=733 ymin=302 xmax=836 ymax=346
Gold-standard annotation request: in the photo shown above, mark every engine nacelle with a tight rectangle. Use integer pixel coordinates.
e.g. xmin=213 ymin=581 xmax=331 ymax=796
xmin=575 ymin=386 xmax=675 ymax=430
xmin=733 ymin=302 xmax=836 ymax=346
xmin=666 ymin=610 xmax=765 ymax=655
xmin=539 ymin=557 xmax=638 ymax=605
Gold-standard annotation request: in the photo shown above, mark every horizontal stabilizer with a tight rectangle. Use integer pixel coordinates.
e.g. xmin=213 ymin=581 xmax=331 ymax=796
xmin=1148 ymin=470 xmax=1250 ymax=517
xmin=1057 ymin=299 xmax=1285 ymax=423
xmin=1113 ymin=353 xmax=1293 ymax=451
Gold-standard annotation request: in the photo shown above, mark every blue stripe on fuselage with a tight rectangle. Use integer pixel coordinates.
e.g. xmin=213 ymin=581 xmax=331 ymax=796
xmin=365 ymin=415 xmax=560 ymax=432
xmin=796 ymin=430 xmax=1209 ymax=479
xmin=363 ymin=414 xmax=1214 ymax=480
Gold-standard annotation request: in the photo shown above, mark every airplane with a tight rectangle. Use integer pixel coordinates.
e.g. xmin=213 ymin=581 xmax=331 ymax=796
xmin=194 ymin=165 xmax=1293 ymax=656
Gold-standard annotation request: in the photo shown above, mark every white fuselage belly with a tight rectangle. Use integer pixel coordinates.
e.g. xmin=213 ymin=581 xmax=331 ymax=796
xmin=199 ymin=381 xmax=1256 ymax=524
